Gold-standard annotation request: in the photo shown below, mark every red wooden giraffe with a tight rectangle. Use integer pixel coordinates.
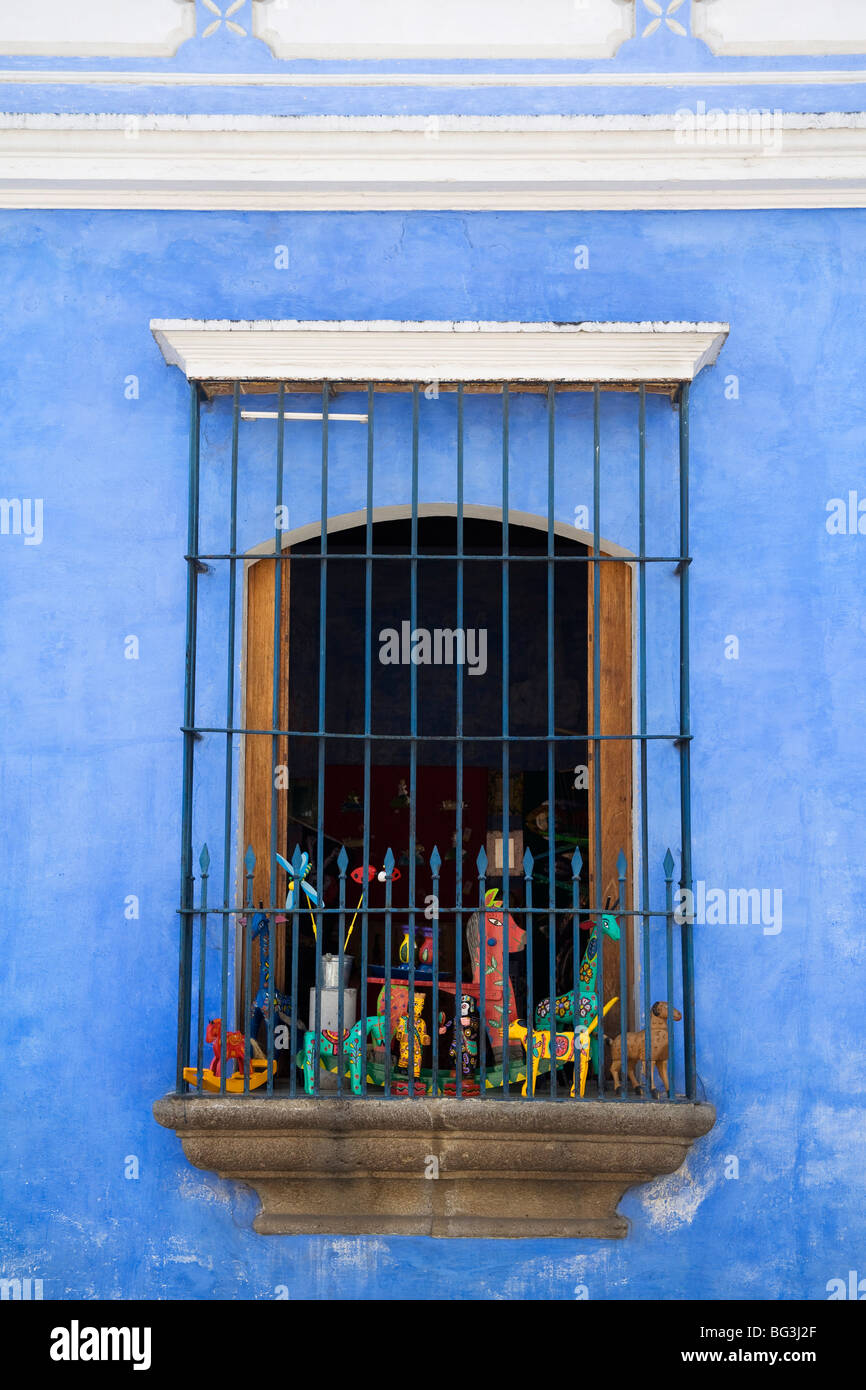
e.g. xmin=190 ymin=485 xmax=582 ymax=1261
xmin=466 ymin=889 xmax=526 ymax=1053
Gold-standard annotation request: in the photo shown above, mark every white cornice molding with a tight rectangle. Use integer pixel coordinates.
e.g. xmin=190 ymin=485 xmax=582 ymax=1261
xmin=150 ymin=319 xmax=729 ymax=384
xmin=1 ymin=114 xmax=866 ymax=210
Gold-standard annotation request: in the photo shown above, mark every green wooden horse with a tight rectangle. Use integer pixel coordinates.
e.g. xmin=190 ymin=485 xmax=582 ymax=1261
xmin=301 ymin=1014 xmax=387 ymax=1095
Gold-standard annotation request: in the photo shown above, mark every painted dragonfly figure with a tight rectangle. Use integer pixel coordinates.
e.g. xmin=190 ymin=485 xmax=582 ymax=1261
xmin=276 ymin=850 xmax=320 ymax=934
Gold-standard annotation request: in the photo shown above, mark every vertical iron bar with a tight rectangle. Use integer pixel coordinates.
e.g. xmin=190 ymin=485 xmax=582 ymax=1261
xmin=639 ymin=385 xmax=653 ymax=1100
xmin=337 ymin=848 xmax=347 ymax=1096
xmin=313 ymin=383 xmax=329 ymax=1095
xmin=384 ymin=847 xmax=394 ymax=1097
xmin=592 ymin=383 xmax=605 ymax=1100
xmin=570 ymin=848 xmax=581 ymax=1099
xmin=617 ymin=850 xmax=628 ymax=1099
xmin=177 ymin=381 xmax=200 ymax=1091
xmin=267 ymin=382 xmax=286 ymax=1097
xmin=478 ymin=853 xmax=487 ymax=1093
xmin=523 ymin=850 xmax=534 ymax=1100
xmin=195 ymin=845 xmax=210 ymax=1091
xmin=500 ymin=383 xmax=511 ymax=1096
xmin=408 ymin=383 xmax=420 ymax=1096
xmin=431 ymin=848 xmax=441 ymax=1094
xmin=455 ymin=384 xmax=465 ymax=1100
xmin=243 ymin=848 xmax=254 ymax=1094
xmin=665 ymin=850 xmax=676 ymax=1100
xmin=546 ymin=383 xmax=557 ymax=1098
xmin=679 ymin=383 xmax=696 ymax=1099
xmin=361 ymin=385 xmax=374 ymax=1096
xmin=219 ymin=382 xmax=241 ymax=1092
xmin=289 ymin=846 xmax=300 ymax=1098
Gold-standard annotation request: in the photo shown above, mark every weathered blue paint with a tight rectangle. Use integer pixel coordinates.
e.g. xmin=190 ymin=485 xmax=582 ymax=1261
xmin=1 ymin=202 xmax=864 ymax=1298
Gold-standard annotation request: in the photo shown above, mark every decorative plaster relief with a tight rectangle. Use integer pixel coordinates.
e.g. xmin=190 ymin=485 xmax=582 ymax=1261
xmin=251 ymin=0 xmax=634 ymax=60
xmin=0 ymin=0 xmax=196 ymax=57
xmin=692 ymin=0 xmax=866 ymax=57
xmin=640 ymin=2 xmax=688 ymax=41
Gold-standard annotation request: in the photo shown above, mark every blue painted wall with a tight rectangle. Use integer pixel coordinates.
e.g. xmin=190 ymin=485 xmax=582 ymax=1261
xmin=1 ymin=205 xmax=864 ymax=1298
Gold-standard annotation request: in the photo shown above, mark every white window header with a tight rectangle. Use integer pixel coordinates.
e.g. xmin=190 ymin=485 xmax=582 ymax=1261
xmin=150 ymin=319 xmax=729 ymax=384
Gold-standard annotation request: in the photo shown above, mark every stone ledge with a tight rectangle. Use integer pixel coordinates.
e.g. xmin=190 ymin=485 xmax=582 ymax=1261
xmin=153 ymin=1094 xmax=715 ymax=1239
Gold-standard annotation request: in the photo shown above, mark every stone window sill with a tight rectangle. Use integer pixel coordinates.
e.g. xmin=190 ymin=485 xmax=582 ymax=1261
xmin=154 ymin=1094 xmax=715 ymax=1239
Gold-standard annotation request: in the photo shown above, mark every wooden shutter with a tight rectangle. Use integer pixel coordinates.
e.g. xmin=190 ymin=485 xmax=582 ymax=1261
xmin=242 ymin=553 xmax=290 ymax=992
xmin=587 ymin=553 xmax=634 ymax=1033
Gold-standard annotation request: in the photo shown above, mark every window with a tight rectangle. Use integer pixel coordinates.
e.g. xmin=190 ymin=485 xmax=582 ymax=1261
xmin=154 ymin=321 xmax=722 ymax=1238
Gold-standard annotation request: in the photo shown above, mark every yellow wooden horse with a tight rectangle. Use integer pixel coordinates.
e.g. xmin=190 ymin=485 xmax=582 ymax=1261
xmin=509 ymin=998 xmax=618 ymax=1098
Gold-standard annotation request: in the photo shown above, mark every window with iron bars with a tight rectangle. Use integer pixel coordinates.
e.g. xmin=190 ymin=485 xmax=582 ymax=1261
xmin=176 ymin=374 xmax=697 ymax=1107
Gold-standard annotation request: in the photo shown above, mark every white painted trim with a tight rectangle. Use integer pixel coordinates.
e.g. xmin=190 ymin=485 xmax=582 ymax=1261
xmin=2 ymin=115 xmax=866 ymax=211
xmin=244 ymin=503 xmax=635 ymax=559
xmin=250 ymin=0 xmax=633 ymax=60
xmin=7 ymin=113 xmax=864 ymax=132
xmin=0 ymin=1 xmax=195 ymax=59
xmin=150 ymin=320 xmax=728 ymax=384
xmin=692 ymin=0 xmax=866 ymax=58
xmin=3 ymin=67 xmax=866 ymax=87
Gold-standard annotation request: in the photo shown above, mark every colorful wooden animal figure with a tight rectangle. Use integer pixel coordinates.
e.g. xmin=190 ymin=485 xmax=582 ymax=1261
xmin=439 ymin=993 xmax=480 ymax=1078
xmin=608 ymin=1000 xmax=682 ymax=1095
xmin=394 ymin=994 xmax=430 ymax=1077
xmin=275 ymin=849 xmax=320 ymax=937
xmin=465 ymin=889 xmax=526 ymax=1053
xmin=376 ymin=982 xmax=409 ymax=1041
xmin=249 ymin=911 xmax=297 ymax=1029
xmin=510 ymin=998 xmax=616 ymax=1098
xmin=301 ymin=1014 xmax=388 ymax=1094
xmin=509 ymin=1021 xmax=591 ymax=1098
xmin=207 ymin=1017 xmax=265 ymax=1076
xmin=347 ymin=1015 xmax=388 ymax=1093
xmin=534 ymin=912 xmax=621 ymax=1035
xmin=275 ymin=849 xmax=318 ymax=912
xmin=182 ymin=1018 xmax=275 ymax=1092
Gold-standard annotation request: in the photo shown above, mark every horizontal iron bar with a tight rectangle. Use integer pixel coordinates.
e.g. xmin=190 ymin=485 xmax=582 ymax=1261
xmin=202 ymin=380 xmax=681 ymax=399
xmin=182 ymin=726 xmax=689 ymax=741
xmin=177 ymin=905 xmax=678 ymax=919
xmin=189 ymin=553 xmax=689 ymax=564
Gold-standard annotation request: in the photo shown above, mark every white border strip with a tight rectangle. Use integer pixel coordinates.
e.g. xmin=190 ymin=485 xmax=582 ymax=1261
xmin=150 ymin=319 xmax=729 ymax=384
xmin=4 ymin=113 xmax=865 ymax=132
xmin=2 ymin=68 xmax=866 ymax=86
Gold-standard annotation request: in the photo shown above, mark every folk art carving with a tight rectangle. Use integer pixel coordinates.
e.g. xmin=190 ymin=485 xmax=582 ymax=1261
xmin=608 ymin=1000 xmax=682 ymax=1095
xmin=182 ymin=1017 xmax=274 ymax=1093
xmin=510 ymin=997 xmax=617 ymax=1097
xmin=465 ymin=888 xmax=526 ymax=1052
xmin=301 ymin=1014 xmax=388 ymax=1094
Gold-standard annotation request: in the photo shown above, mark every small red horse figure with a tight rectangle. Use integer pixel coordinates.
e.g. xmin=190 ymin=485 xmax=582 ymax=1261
xmin=207 ymin=1018 xmax=256 ymax=1077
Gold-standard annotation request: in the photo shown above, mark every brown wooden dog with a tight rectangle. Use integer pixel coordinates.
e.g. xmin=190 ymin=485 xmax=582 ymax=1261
xmin=608 ymin=1001 xmax=682 ymax=1095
